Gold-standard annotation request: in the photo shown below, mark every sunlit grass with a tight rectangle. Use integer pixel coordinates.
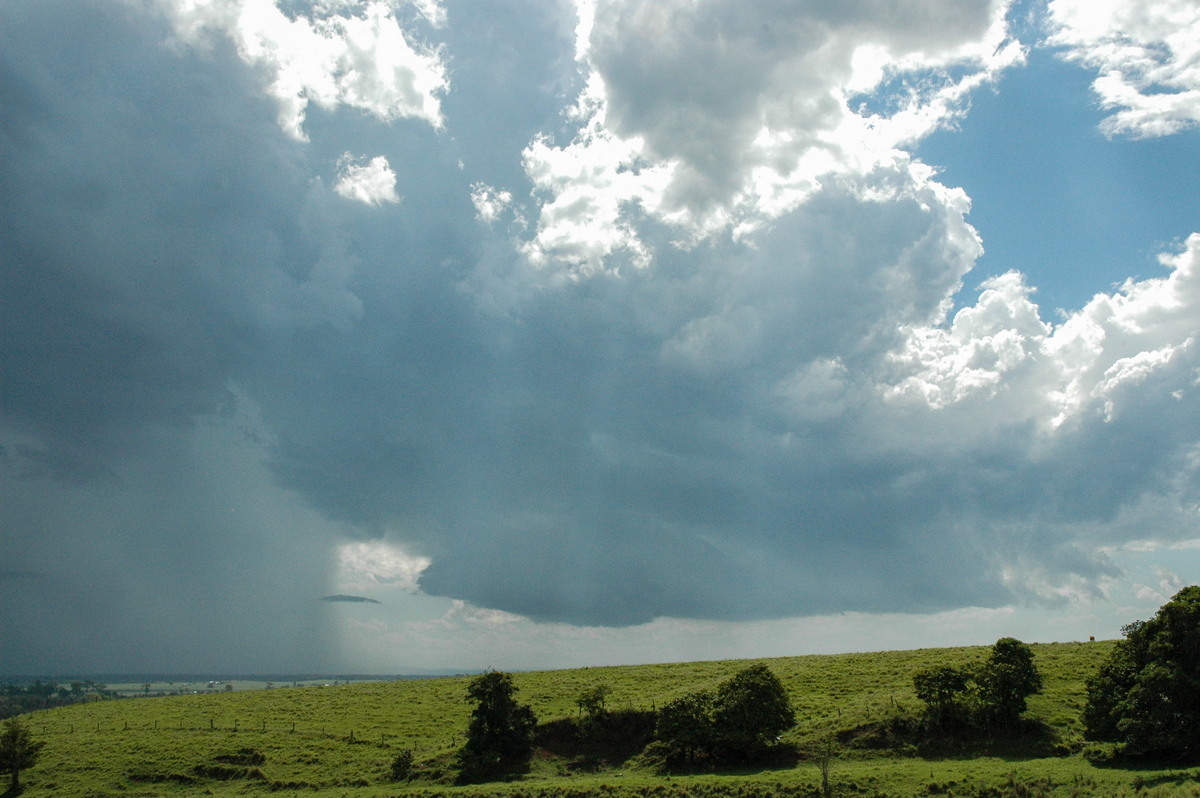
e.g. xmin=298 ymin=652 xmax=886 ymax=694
xmin=17 ymin=640 xmax=1200 ymax=797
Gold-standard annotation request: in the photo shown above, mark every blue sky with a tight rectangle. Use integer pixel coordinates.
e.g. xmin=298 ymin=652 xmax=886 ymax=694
xmin=921 ymin=46 xmax=1200 ymax=313
xmin=2 ymin=0 xmax=1199 ymax=675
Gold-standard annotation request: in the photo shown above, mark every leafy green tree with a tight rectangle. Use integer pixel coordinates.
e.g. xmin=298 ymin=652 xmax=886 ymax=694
xmin=0 ymin=717 xmax=45 ymax=792
xmin=576 ymin=684 xmax=611 ymax=720
xmin=457 ymin=672 xmax=537 ymax=780
xmin=976 ymin=637 xmax=1042 ymax=726
xmin=912 ymin=664 xmax=971 ymax=726
xmin=654 ymin=664 xmax=794 ymax=764
xmin=711 ymin=663 xmax=795 ymax=756
xmin=1084 ymin=586 xmax=1200 ymax=757
xmin=655 ymin=690 xmax=716 ymax=763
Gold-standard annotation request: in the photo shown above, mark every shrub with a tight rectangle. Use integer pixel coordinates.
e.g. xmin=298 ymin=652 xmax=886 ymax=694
xmin=654 ymin=664 xmax=794 ymax=765
xmin=912 ymin=665 xmax=971 ymax=727
xmin=711 ymin=663 xmax=795 ymax=757
xmin=389 ymin=749 xmax=414 ymax=781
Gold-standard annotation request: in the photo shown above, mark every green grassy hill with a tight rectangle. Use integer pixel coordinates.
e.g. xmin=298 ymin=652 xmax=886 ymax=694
xmin=12 ymin=641 xmax=1200 ymax=797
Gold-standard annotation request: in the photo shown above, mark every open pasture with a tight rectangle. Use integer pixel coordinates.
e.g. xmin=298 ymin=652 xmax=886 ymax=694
xmin=15 ymin=640 xmax=1200 ymax=797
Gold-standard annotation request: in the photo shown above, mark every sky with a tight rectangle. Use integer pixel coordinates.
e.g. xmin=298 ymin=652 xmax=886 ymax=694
xmin=2 ymin=0 xmax=1199 ymax=676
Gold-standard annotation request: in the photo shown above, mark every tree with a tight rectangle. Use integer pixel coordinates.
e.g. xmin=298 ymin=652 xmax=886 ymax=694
xmin=655 ymin=690 xmax=716 ymax=763
xmin=0 ymin=717 xmax=45 ymax=792
xmin=912 ymin=664 xmax=971 ymax=727
xmin=576 ymin=684 xmax=611 ymax=720
xmin=457 ymin=672 xmax=537 ymax=780
xmin=654 ymin=664 xmax=794 ymax=764
xmin=1084 ymin=586 xmax=1200 ymax=757
xmin=976 ymin=637 xmax=1042 ymax=727
xmin=711 ymin=664 xmax=795 ymax=756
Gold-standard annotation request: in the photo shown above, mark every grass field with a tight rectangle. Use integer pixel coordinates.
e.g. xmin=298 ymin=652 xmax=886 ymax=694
xmin=11 ymin=641 xmax=1200 ymax=797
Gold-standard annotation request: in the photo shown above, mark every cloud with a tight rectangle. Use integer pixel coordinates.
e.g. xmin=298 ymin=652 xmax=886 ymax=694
xmin=1049 ymin=0 xmax=1200 ymax=137
xmin=337 ymin=539 xmax=429 ymax=593
xmin=2 ymin=0 xmax=1200 ymax=672
xmin=520 ymin=0 xmax=1021 ymax=274
xmin=144 ymin=0 xmax=448 ymax=139
xmin=334 ymin=153 xmax=400 ymax=204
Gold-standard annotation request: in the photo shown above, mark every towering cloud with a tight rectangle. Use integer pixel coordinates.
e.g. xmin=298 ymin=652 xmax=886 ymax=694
xmin=1 ymin=0 xmax=1198 ymax=673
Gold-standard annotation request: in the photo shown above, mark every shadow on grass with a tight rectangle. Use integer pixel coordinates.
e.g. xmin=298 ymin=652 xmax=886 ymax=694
xmin=640 ymin=741 xmax=803 ymax=777
xmin=1083 ymin=744 xmax=1200 ymax=773
xmin=534 ymin=709 xmax=658 ymax=772
xmin=838 ymin=714 xmax=1065 ymax=762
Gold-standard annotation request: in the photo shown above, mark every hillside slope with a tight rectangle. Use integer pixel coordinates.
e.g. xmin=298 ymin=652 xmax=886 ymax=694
xmin=17 ymin=640 xmax=1200 ymax=797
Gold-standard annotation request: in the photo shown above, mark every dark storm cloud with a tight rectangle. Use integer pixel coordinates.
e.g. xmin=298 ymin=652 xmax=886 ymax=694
xmin=3 ymin=0 xmax=1200 ymax=673
xmin=0 ymin=0 xmax=348 ymax=672
xmin=322 ymin=595 xmax=382 ymax=604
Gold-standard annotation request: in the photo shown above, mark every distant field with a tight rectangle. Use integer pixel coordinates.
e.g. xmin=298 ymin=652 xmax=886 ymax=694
xmin=13 ymin=641 xmax=1200 ymax=797
xmin=101 ymin=676 xmax=395 ymax=697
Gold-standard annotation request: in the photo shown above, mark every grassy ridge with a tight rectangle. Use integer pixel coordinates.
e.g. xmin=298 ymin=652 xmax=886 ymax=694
xmin=14 ymin=640 xmax=1200 ymax=796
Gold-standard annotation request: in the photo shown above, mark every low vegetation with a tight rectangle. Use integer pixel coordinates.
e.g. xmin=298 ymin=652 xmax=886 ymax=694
xmin=6 ymin=591 xmax=1200 ymax=797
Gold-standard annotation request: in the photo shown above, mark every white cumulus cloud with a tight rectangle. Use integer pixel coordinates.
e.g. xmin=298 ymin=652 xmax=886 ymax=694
xmin=520 ymin=0 xmax=1020 ymax=275
xmin=334 ymin=153 xmax=400 ymax=205
xmin=144 ymin=0 xmax=447 ymax=139
xmin=1049 ymin=0 xmax=1200 ymax=137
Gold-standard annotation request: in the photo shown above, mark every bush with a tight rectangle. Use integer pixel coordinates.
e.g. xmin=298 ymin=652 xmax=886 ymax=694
xmin=655 ymin=690 xmax=716 ymax=764
xmin=389 ymin=749 xmax=414 ymax=781
xmin=654 ymin=664 xmax=795 ymax=766
xmin=711 ymin=663 xmax=795 ymax=757
xmin=912 ymin=665 xmax=971 ymax=727
xmin=911 ymin=639 xmax=1041 ymax=734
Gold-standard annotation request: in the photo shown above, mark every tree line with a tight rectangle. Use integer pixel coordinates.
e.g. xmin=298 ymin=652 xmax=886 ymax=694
xmin=0 ymin=680 xmax=112 ymax=720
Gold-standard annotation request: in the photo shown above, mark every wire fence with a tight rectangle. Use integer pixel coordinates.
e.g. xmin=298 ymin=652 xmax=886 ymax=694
xmin=26 ymin=714 xmax=462 ymax=754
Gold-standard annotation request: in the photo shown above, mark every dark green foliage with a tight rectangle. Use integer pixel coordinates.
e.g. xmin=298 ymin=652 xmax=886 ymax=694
xmin=976 ymin=637 xmax=1043 ymax=727
xmin=389 ymin=748 xmax=415 ymax=781
xmin=655 ymin=691 xmax=717 ymax=764
xmin=457 ymin=671 xmax=537 ymax=781
xmin=907 ymin=639 xmax=1041 ymax=740
xmin=711 ymin=663 xmax=796 ymax=757
xmin=576 ymin=685 xmax=611 ymax=720
xmin=655 ymin=664 xmax=795 ymax=766
xmin=1084 ymin=585 xmax=1200 ymax=757
xmin=0 ymin=717 xmax=44 ymax=791
xmin=912 ymin=665 xmax=972 ymax=727
xmin=0 ymin=680 xmax=110 ymax=720
xmin=536 ymin=709 xmax=658 ymax=771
